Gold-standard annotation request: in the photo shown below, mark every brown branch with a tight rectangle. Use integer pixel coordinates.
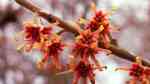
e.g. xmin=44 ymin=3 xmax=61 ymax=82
xmin=15 ymin=0 xmax=150 ymax=67
xmin=108 ymin=45 xmax=150 ymax=67
xmin=15 ymin=0 xmax=80 ymax=35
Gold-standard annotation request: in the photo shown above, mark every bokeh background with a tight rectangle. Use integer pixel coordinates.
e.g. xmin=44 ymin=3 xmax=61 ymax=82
xmin=0 ymin=0 xmax=150 ymax=84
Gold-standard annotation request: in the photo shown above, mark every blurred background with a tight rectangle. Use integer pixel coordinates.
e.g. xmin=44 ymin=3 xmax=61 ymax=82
xmin=0 ymin=0 xmax=150 ymax=84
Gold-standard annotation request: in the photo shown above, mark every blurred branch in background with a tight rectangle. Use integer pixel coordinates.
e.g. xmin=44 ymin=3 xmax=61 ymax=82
xmin=0 ymin=3 xmax=20 ymax=29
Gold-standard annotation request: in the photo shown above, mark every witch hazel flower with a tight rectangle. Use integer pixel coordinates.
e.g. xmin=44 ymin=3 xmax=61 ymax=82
xmin=56 ymin=60 xmax=106 ymax=84
xmin=17 ymin=21 xmax=52 ymax=52
xmin=115 ymin=56 xmax=150 ymax=84
xmin=37 ymin=34 xmax=65 ymax=70
xmin=72 ymin=61 xmax=96 ymax=84
xmin=79 ymin=2 xmax=118 ymax=48
xmin=87 ymin=10 xmax=111 ymax=48
xmin=72 ymin=29 xmax=109 ymax=68
xmin=79 ymin=13 xmax=110 ymax=48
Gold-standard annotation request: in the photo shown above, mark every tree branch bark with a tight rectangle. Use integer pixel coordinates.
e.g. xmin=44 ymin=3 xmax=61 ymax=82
xmin=15 ymin=0 xmax=80 ymax=35
xmin=108 ymin=45 xmax=150 ymax=67
xmin=15 ymin=0 xmax=150 ymax=67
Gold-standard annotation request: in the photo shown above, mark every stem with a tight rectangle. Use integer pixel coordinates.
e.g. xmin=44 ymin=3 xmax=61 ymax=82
xmin=108 ymin=45 xmax=150 ymax=67
xmin=15 ymin=0 xmax=150 ymax=67
xmin=15 ymin=0 xmax=80 ymax=35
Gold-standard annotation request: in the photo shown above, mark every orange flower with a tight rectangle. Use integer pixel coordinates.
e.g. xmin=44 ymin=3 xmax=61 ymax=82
xmin=84 ymin=10 xmax=111 ymax=48
xmin=21 ymin=21 xmax=52 ymax=51
xmin=72 ymin=61 xmax=95 ymax=84
xmin=143 ymin=67 xmax=150 ymax=84
xmin=144 ymin=68 xmax=150 ymax=77
xmin=115 ymin=57 xmax=150 ymax=84
xmin=73 ymin=29 xmax=106 ymax=67
xmin=56 ymin=60 xmax=107 ymax=84
xmin=40 ymin=26 xmax=52 ymax=36
xmin=38 ymin=35 xmax=65 ymax=70
xmin=129 ymin=63 xmax=144 ymax=80
xmin=127 ymin=63 xmax=150 ymax=84
xmin=24 ymin=24 xmax=41 ymax=42
xmin=76 ymin=29 xmax=99 ymax=44
xmin=85 ymin=10 xmax=108 ymax=30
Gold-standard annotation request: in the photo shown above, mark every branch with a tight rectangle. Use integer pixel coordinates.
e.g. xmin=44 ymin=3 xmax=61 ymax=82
xmin=15 ymin=0 xmax=80 ymax=35
xmin=108 ymin=45 xmax=150 ymax=67
xmin=15 ymin=0 xmax=150 ymax=67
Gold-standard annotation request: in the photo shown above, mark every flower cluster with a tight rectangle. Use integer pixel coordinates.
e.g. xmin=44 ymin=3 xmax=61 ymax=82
xmin=38 ymin=35 xmax=65 ymax=70
xmin=71 ymin=28 xmax=109 ymax=84
xmin=18 ymin=21 xmax=65 ymax=70
xmin=73 ymin=29 xmax=105 ymax=67
xmin=70 ymin=13 xmax=111 ymax=83
xmin=129 ymin=63 xmax=144 ymax=80
xmin=57 ymin=58 xmax=106 ymax=84
xmin=115 ymin=57 xmax=150 ymax=84
xmin=22 ymin=21 xmax=52 ymax=51
xmin=69 ymin=5 xmax=114 ymax=84
xmin=72 ymin=61 xmax=95 ymax=84
xmin=84 ymin=10 xmax=111 ymax=48
xmin=128 ymin=63 xmax=150 ymax=84
xmin=17 ymin=3 xmax=118 ymax=84
xmin=15 ymin=1 xmax=150 ymax=84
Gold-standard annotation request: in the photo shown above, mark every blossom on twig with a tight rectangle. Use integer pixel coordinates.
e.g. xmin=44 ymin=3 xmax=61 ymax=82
xmin=37 ymin=35 xmax=65 ymax=70
xmin=72 ymin=29 xmax=108 ymax=68
xmin=115 ymin=56 xmax=150 ymax=84
xmin=18 ymin=21 xmax=52 ymax=51
xmin=72 ymin=61 xmax=95 ymax=84
xmin=56 ymin=60 xmax=106 ymax=84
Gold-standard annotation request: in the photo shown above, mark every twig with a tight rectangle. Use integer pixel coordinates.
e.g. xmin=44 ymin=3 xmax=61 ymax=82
xmin=108 ymin=45 xmax=150 ymax=67
xmin=15 ymin=0 xmax=150 ymax=67
xmin=15 ymin=0 xmax=80 ymax=35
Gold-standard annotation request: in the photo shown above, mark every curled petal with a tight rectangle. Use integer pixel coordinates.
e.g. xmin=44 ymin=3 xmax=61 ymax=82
xmin=102 ymin=34 xmax=110 ymax=48
xmin=142 ymin=77 xmax=149 ymax=84
xmin=56 ymin=70 xmax=73 ymax=76
xmin=72 ymin=73 xmax=80 ymax=84
xmin=144 ymin=68 xmax=150 ymax=76
xmin=88 ymin=72 xmax=95 ymax=84
xmin=91 ymin=54 xmax=101 ymax=70
xmin=115 ymin=67 xmax=129 ymax=72
xmin=50 ymin=55 xmax=62 ymax=70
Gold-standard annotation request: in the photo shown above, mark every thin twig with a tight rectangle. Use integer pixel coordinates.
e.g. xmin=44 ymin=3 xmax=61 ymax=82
xmin=108 ymin=45 xmax=150 ymax=67
xmin=15 ymin=0 xmax=80 ymax=35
